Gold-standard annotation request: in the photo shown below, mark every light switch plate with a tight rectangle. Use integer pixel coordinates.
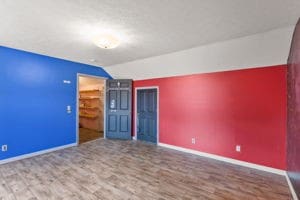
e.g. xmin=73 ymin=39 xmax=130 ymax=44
xmin=2 ymin=145 xmax=8 ymax=152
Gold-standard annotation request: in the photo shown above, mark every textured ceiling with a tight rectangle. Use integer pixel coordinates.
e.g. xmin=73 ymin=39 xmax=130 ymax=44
xmin=0 ymin=0 xmax=299 ymax=67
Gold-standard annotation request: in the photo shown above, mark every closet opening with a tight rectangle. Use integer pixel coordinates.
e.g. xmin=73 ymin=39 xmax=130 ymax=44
xmin=77 ymin=74 xmax=106 ymax=144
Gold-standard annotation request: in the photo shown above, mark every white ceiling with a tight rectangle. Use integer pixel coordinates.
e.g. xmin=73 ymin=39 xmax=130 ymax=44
xmin=0 ymin=0 xmax=299 ymax=67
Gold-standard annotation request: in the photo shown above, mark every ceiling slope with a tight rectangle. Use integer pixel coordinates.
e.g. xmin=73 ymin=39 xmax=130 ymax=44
xmin=0 ymin=0 xmax=299 ymax=66
xmin=104 ymin=27 xmax=294 ymax=80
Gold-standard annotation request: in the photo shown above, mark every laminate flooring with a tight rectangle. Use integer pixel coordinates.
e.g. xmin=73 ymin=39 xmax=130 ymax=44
xmin=0 ymin=139 xmax=291 ymax=200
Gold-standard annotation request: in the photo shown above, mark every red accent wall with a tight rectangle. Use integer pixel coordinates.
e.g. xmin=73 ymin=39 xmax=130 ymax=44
xmin=287 ymin=18 xmax=300 ymax=198
xmin=133 ymin=65 xmax=287 ymax=170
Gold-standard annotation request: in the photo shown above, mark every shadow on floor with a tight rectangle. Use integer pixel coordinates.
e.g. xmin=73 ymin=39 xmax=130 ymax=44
xmin=79 ymin=128 xmax=103 ymax=144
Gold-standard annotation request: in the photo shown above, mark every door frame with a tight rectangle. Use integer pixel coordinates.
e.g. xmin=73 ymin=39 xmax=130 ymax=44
xmin=134 ymin=86 xmax=159 ymax=143
xmin=76 ymin=73 xmax=108 ymax=145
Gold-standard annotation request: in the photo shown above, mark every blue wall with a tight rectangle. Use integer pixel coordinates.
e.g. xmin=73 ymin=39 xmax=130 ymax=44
xmin=0 ymin=46 xmax=112 ymax=160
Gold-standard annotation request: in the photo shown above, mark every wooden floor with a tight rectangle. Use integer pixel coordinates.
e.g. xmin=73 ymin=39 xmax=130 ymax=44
xmin=0 ymin=139 xmax=291 ymax=200
xmin=79 ymin=128 xmax=103 ymax=144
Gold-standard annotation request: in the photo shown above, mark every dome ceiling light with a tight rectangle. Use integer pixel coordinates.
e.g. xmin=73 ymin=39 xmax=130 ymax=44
xmin=93 ymin=34 xmax=120 ymax=49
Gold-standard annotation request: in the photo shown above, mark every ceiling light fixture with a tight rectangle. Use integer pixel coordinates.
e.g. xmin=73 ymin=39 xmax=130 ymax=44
xmin=93 ymin=34 xmax=120 ymax=49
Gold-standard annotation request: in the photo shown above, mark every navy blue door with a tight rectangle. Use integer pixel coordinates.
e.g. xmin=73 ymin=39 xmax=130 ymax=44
xmin=106 ymin=80 xmax=132 ymax=139
xmin=137 ymin=89 xmax=157 ymax=143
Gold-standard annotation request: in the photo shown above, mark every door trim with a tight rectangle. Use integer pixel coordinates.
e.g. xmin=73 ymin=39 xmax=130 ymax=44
xmin=134 ymin=86 xmax=159 ymax=143
xmin=76 ymin=73 xmax=108 ymax=145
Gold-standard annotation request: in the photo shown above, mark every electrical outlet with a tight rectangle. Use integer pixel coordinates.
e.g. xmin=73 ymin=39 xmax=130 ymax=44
xmin=2 ymin=145 xmax=8 ymax=152
xmin=192 ymin=138 xmax=196 ymax=144
xmin=236 ymin=145 xmax=241 ymax=152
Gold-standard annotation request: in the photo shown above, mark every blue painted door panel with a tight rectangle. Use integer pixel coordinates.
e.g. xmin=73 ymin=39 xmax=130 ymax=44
xmin=0 ymin=46 xmax=112 ymax=160
xmin=137 ymin=89 xmax=157 ymax=143
xmin=106 ymin=80 xmax=132 ymax=139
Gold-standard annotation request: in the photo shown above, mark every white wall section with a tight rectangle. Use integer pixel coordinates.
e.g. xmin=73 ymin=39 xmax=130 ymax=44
xmin=104 ymin=26 xmax=294 ymax=80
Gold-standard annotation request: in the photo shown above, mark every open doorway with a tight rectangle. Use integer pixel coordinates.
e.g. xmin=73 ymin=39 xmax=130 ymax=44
xmin=77 ymin=75 xmax=106 ymax=144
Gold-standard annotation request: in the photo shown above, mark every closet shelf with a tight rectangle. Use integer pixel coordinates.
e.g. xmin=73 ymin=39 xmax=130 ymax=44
xmin=79 ymin=89 xmax=100 ymax=93
xmin=79 ymin=114 xmax=99 ymax=119
xmin=79 ymin=106 xmax=99 ymax=110
xmin=79 ymin=97 xmax=100 ymax=100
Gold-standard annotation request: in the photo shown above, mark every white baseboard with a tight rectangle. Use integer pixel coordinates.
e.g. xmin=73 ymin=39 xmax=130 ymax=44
xmin=285 ymin=172 xmax=299 ymax=200
xmin=0 ymin=143 xmax=77 ymax=165
xmin=158 ymin=143 xmax=286 ymax=176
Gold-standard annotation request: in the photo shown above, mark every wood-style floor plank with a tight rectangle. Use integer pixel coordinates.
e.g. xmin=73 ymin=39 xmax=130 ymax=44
xmin=0 ymin=139 xmax=291 ymax=200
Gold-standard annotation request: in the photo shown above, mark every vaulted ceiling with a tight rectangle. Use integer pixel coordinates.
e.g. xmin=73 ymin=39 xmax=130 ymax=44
xmin=0 ymin=0 xmax=300 ymax=67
